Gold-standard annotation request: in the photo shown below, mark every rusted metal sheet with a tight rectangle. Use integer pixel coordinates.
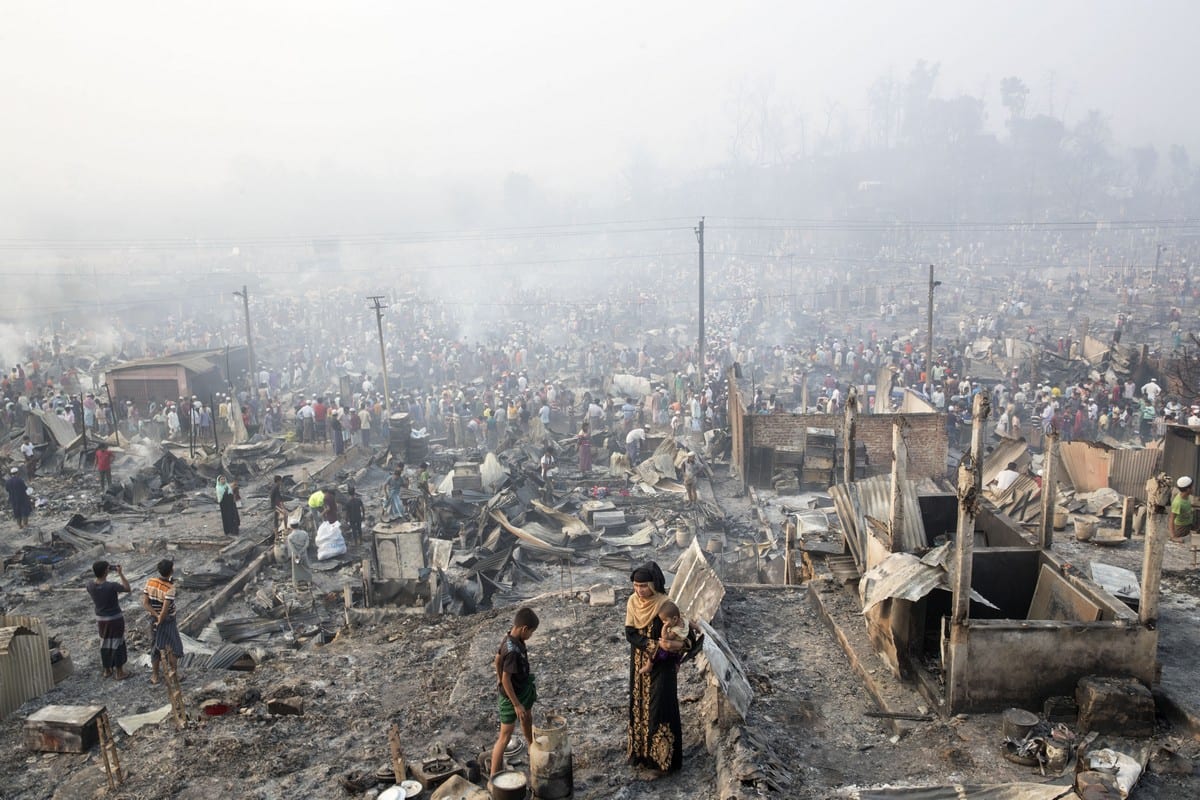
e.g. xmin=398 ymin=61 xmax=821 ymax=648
xmin=830 ymin=474 xmax=927 ymax=569
xmin=1109 ymin=445 xmax=1162 ymax=501
xmin=696 ymin=619 xmax=753 ymax=719
xmin=0 ymin=615 xmax=54 ymax=721
xmin=669 ymin=538 xmax=725 ymax=624
xmin=1058 ymin=441 xmax=1112 ymax=493
xmin=1056 ymin=441 xmax=1161 ymax=501
xmin=859 ymin=545 xmax=998 ymax=614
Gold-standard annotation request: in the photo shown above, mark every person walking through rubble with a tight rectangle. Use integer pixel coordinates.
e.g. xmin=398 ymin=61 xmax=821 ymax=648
xmin=625 ymin=562 xmax=701 ymax=777
xmin=683 ymin=453 xmax=699 ymax=504
xmin=87 ymin=560 xmax=131 ymax=680
xmin=344 ymin=487 xmax=365 ymax=545
xmin=286 ymin=520 xmax=312 ymax=588
xmin=141 ymin=559 xmax=183 ymax=685
xmin=94 ymin=442 xmax=113 ymax=492
xmin=539 ymin=446 xmax=555 ymax=504
xmin=216 ymin=475 xmax=241 ymax=536
xmin=6 ymin=466 xmax=32 ymax=529
xmin=20 ymin=436 xmax=37 ymax=479
xmin=269 ymin=475 xmax=286 ymax=534
xmin=385 ymin=466 xmax=407 ymax=519
xmin=577 ymin=422 xmax=592 ymax=473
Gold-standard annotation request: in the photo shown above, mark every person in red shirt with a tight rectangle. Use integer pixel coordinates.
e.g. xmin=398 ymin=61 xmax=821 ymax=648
xmin=313 ymin=397 xmax=328 ymax=446
xmin=95 ymin=442 xmax=113 ymax=492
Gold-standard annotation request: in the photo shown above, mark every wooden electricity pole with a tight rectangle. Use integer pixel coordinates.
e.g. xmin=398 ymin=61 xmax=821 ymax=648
xmin=695 ymin=217 xmax=705 ymax=388
xmin=368 ymin=295 xmax=392 ymax=415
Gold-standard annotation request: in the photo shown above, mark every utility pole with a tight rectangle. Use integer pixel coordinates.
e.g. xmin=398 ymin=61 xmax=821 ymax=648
xmin=695 ymin=217 xmax=705 ymax=387
xmin=232 ymin=286 xmax=256 ymax=401
xmin=926 ymin=264 xmax=940 ymax=397
xmin=368 ymin=295 xmax=392 ymax=416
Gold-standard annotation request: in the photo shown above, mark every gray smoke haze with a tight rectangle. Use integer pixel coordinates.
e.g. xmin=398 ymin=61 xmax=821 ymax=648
xmin=1 ymin=0 xmax=1198 ymax=354
xmin=2 ymin=0 xmax=1197 ymax=240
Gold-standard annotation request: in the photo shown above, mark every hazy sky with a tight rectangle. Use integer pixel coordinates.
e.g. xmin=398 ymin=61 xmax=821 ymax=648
xmin=2 ymin=0 xmax=1197 ymax=235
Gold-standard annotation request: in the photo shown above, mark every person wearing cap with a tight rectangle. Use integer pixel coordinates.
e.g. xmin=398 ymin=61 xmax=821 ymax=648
xmin=286 ymin=520 xmax=312 ymax=588
xmin=1171 ymin=476 xmax=1195 ymax=543
xmin=6 ymin=466 xmax=32 ymax=529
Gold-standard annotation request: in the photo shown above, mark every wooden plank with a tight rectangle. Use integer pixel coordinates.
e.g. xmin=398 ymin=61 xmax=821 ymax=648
xmin=179 ymin=550 xmax=271 ymax=637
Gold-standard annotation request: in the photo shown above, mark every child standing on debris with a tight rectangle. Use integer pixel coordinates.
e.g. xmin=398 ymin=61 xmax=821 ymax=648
xmin=490 ymin=606 xmax=539 ymax=780
xmin=639 ymin=600 xmax=690 ymax=675
xmin=344 ymin=487 xmax=365 ymax=545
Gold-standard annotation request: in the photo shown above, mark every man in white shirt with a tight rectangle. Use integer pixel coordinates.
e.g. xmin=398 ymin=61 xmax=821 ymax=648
xmin=625 ymin=427 xmax=646 ymax=465
xmin=990 ymin=462 xmax=1022 ymax=493
xmin=1142 ymin=379 xmax=1161 ymax=403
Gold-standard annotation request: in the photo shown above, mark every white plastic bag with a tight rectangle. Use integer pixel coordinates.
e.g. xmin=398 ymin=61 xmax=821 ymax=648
xmin=315 ymin=520 xmax=346 ymax=561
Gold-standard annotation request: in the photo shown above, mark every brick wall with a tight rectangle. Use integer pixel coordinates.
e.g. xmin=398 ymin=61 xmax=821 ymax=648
xmin=743 ymin=412 xmax=947 ymax=483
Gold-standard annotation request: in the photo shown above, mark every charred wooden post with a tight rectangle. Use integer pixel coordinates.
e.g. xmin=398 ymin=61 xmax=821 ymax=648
xmin=947 ymin=392 xmax=989 ymax=708
xmin=1140 ymin=472 xmax=1173 ymax=628
xmin=888 ymin=417 xmax=907 ymax=552
xmin=843 ymin=387 xmax=858 ymax=485
xmin=1038 ymin=431 xmax=1060 ymax=549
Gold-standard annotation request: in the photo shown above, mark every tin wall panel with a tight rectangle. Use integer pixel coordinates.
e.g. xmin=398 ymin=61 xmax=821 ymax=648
xmin=0 ymin=615 xmax=53 ymax=721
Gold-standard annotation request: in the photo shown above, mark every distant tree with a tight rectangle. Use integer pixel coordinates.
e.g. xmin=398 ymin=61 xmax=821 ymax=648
xmin=999 ymin=76 xmax=1029 ymax=123
xmin=867 ymin=75 xmax=900 ymax=150
xmin=1066 ymin=110 xmax=1114 ymax=215
xmin=900 ymin=60 xmax=940 ymax=145
xmin=1130 ymin=145 xmax=1159 ymax=191
xmin=1169 ymin=144 xmax=1192 ymax=193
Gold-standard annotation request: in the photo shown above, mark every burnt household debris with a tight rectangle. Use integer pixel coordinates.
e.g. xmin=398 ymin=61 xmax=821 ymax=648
xmin=2 ymin=249 xmax=1200 ymax=800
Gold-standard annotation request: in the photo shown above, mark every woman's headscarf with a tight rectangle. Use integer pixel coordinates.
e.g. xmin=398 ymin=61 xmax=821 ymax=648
xmin=625 ymin=561 xmax=668 ymax=630
xmin=216 ymin=476 xmax=230 ymax=502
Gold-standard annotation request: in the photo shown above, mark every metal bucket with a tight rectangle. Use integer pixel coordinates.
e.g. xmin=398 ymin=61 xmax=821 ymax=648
xmin=530 ymin=715 xmax=573 ymax=799
xmin=674 ymin=526 xmax=693 ymax=548
xmin=1073 ymin=516 xmax=1098 ymax=542
xmin=1001 ymin=707 xmax=1039 ymax=739
xmin=491 ymin=770 xmax=528 ymax=800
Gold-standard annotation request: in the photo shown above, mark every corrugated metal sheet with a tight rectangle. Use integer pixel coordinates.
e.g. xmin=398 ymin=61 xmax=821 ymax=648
xmin=669 ymin=538 xmax=725 ymax=625
xmin=859 ymin=544 xmax=999 ymax=614
xmin=1057 ymin=441 xmax=1162 ymax=501
xmin=0 ymin=614 xmax=54 ymax=721
xmin=1110 ymin=445 xmax=1162 ymax=501
xmin=1058 ymin=442 xmax=1112 ymax=493
xmin=830 ymin=474 xmax=927 ymax=570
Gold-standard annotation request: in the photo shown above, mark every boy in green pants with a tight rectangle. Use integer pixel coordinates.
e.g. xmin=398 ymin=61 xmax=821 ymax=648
xmin=490 ymin=606 xmax=539 ymax=779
